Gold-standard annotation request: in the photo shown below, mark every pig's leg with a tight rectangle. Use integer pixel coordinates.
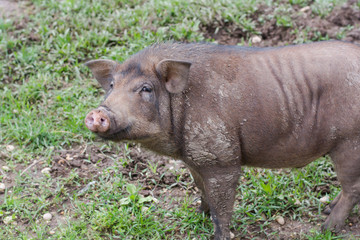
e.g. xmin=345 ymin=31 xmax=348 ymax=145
xmin=201 ymin=167 xmax=241 ymax=240
xmin=323 ymin=139 xmax=360 ymax=231
xmin=188 ymin=168 xmax=210 ymax=215
xmin=324 ymin=191 xmax=342 ymax=215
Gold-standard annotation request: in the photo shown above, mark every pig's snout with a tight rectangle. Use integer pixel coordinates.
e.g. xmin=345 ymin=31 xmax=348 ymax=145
xmin=85 ymin=109 xmax=110 ymax=133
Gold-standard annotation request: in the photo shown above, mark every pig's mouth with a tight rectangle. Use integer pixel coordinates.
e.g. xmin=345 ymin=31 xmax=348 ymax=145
xmin=97 ymin=125 xmax=132 ymax=141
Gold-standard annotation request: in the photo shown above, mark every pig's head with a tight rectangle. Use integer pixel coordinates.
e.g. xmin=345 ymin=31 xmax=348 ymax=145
xmin=84 ymin=57 xmax=191 ymax=145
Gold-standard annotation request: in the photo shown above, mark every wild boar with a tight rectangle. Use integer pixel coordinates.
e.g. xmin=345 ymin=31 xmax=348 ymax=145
xmin=85 ymin=41 xmax=360 ymax=240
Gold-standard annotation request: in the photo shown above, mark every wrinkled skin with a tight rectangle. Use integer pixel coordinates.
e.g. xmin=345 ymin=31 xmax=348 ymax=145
xmin=85 ymin=41 xmax=360 ymax=240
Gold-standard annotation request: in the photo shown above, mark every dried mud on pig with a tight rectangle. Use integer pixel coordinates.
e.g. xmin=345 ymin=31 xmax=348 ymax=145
xmin=85 ymin=41 xmax=360 ymax=239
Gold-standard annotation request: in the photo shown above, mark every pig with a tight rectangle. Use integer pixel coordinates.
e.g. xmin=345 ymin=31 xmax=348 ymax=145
xmin=85 ymin=41 xmax=360 ymax=240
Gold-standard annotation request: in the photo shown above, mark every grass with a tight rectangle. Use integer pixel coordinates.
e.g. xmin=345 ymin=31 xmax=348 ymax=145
xmin=0 ymin=0 xmax=358 ymax=239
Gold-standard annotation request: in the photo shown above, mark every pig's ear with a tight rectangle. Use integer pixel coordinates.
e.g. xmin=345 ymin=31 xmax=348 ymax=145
xmin=156 ymin=59 xmax=191 ymax=93
xmin=85 ymin=59 xmax=119 ymax=91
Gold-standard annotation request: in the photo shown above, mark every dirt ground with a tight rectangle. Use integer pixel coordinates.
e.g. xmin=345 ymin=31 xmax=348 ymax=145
xmin=2 ymin=0 xmax=360 ymax=239
xmin=0 ymin=0 xmax=22 ymax=18
xmin=204 ymin=0 xmax=360 ymax=47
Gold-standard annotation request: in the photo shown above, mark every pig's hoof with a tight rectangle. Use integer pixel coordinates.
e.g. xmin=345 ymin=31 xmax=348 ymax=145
xmin=322 ymin=218 xmax=345 ymax=233
xmin=323 ymin=206 xmax=332 ymax=215
xmin=213 ymin=232 xmax=231 ymax=240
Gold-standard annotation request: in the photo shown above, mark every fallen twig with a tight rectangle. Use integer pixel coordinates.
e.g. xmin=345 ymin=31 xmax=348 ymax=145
xmin=20 ymin=160 xmax=40 ymax=176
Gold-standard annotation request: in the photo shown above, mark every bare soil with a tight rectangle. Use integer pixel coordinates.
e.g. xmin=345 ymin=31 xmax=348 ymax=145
xmin=203 ymin=1 xmax=360 ymax=46
xmin=51 ymin=143 xmax=191 ymax=191
xmin=0 ymin=0 xmax=22 ymax=18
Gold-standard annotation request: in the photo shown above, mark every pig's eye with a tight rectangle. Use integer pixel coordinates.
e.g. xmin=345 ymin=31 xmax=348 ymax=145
xmin=140 ymin=86 xmax=152 ymax=93
xmin=110 ymin=81 xmax=114 ymax=89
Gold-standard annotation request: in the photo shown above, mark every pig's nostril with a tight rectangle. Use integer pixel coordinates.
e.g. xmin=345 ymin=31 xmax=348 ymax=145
xmin=86 ymin=116 xmax=94 ymax=126
xmin=88 ymin=116 xmax=94 ymax=123
xmin=100 ymin=117 xmax=108 ymax=126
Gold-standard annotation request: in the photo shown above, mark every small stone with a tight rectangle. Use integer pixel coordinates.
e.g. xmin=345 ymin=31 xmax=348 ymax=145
xmin=230 ymin=231 xmax=235 ymax=239
xmin=141 ymin=206 xmax=149 ymax=213
xmin=276 ymin=216 xmax=285 ymax=225
xmin=251 ymin=36 xmax=261 ymax=44
xmin=349 ymin=222 xmax=353 ymax=227
xmin=0 ymin=183 xmax=5 ymax=193
xmin=2 ymin=166 xmax=10 ymax=171
xmin=43 ymin=213 xmax=52 ymax=221
xmin=41 ymin=168 xmax=51 ymax=175
xmin=49 ymin=230 xmax=56 ymax=235
xmin=58 ymin=159 xmax=65 ymax=165
xmin=294 ymin=199 xmax=301 ymax=205
xmin=6 ymin=145 xmax=15 ymax=152
xmin=319 ymin=195 xmax=329 ymax=204
xmin=3 ymin=216 xmax=14 ymax=225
